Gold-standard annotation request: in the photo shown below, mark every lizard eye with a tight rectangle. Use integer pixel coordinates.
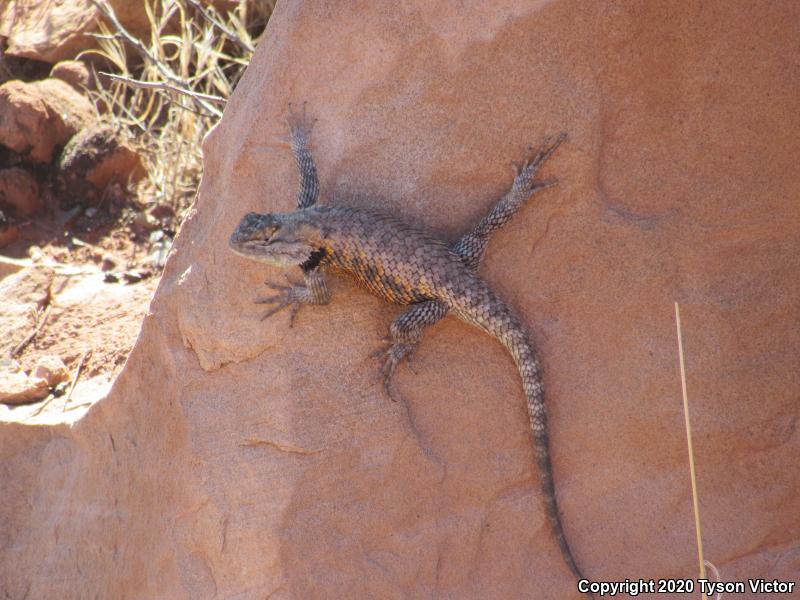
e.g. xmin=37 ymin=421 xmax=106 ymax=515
xmin=230 ymin=213 xmax=280 ymax=246
xmin=263 ymin=225 xmax=280 ymax=241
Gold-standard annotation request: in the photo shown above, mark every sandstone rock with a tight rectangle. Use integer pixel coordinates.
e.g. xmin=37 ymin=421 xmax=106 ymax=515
xmin=1 ymin=0 xmax=142 ymax=63
xmin=0 ymin=167 xmax=40 ymax=216
xmin=50 ymin=60 xmax=93 ymax=91
xmin=57 ymin=124 xmax=145 ymax=195
xmin=0 ymin=359 xmax=49 ymax=404
xmin=0 ymin=78 xmax=93 ymax=164
xmin=1 ymin=0 xmax=241 ymax=63
xmin=0 ymin=211 xmax=18 ymax=248
xmin=32 ymin=355 xmax=69 ymax=387
xmin=1 ymin=2 xmax=799 ymax=599
xmin=0 ymin=267 xmax=52 ymax=360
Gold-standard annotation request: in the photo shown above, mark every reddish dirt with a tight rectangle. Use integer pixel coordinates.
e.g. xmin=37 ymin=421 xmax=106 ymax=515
xmin=3 ymin=210 xmax=163 ymax=393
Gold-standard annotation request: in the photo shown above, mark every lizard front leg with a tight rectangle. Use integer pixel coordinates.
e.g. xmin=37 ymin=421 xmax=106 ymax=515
xmin=376 ymin=300 xmax=448 ymax=400
xmin=256 ymin=268 xmax=330 ymax=326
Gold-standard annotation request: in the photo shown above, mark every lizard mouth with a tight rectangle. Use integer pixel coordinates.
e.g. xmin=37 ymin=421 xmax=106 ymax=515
xmin=230 ymin=239 xmax=314 ymax=268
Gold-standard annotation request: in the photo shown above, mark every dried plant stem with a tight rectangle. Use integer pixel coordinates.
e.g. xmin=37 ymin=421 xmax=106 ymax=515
xmin=79 ymin=0 xmax=270 ymax=214
xmin=101 ymin=72 xmax=226 ymax=106
xmin=10 ymin=306 xmax=51 ymax=358
xmin=185 ymin=0 xmax=254 ymax=53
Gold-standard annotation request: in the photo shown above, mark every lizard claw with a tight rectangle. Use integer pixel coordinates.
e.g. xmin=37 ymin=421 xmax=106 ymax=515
xmin=259 ymin=284 xmax=290 ymax=295
xmin=532 ymin=176 xmax=558 ymax=191
xmin=255 ymin=277 xmax=310 ymax=325
xmin=384 ymin=381 xmax=403 ymax=403
xmin=368 ymin=335 xmax=393 ymax=359
xmin=405 ymin=351 xmax=419 ymax=375
xmin=373 ymin=340 xmax=418 ymax=402
xmin=288 ymin=303 xmax=301 ymax=328
xmin=286 ymin=101 xmax=317 ymax=138
xmin=256 ymin=295 xmax=301 ymax=324
xmin=276 ymin=103 xmax=317 ymax=145
xmin=259 ymin=301 xmax=294 ymax=322
xmin=512 ymin=132 xmax=567 ymax=192
xmin=261 ymin=274 xmax=295 ymax=291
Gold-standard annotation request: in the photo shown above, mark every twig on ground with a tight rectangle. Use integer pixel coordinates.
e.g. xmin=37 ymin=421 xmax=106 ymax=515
xmin=10 ymin=306 xmax=51 ymax=358
xmin=62 ymin=349 xmax=93 ymax=412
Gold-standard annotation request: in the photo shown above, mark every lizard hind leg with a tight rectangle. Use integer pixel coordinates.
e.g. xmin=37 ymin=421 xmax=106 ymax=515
xmin=374 ymin=300 xmax=448 ymax=401
xmin=450 ymin=132 xmax=566 ymax=271
xmin=285 ymin=102 xmax=320 ymax=209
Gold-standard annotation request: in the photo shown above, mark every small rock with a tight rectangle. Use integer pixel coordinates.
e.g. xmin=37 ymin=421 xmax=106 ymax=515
xmin=58 ymin=124 xmax=145 ymax=196
xmin=0 ymin=167 xmax=41 ymax=217
xmin=133 ymin=210 xmax=159 ymax=230
xmin=149 ymin=203 xmax=176 ymax=220
xmin=100 ymin=254 xmax=117 ymax=271
xmin=0 ymin=79 xmax=93 ymax=164
xmin=32 ymin=355 xmax=69 ymax=387
xmin=27 ymin=246 xmax=44 ymax=262
xmin=50 ymin=60 xmax=94 ymax=91
xmin=122 ymin=269 xmax=151 ymax=284
xmin=0 ymin=359 xmax=49 ymax=405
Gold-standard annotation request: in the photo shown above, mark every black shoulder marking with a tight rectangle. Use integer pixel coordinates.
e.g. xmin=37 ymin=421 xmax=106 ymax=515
xmin=301 ymin=248 xmax=327 ymax=272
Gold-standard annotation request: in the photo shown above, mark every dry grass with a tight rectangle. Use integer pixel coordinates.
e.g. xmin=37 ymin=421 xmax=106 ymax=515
xmin=79 ymin=0 xmax=273 ymax=215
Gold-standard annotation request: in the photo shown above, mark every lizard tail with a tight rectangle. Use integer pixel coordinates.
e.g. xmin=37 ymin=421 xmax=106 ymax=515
xmin=501 ymin=326 xmax=593 ymax=599
xmin=453 ymin=291 xmax=592 ymax=598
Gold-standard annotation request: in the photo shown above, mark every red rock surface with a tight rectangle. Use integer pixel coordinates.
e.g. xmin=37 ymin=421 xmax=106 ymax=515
xmin=0 ymin=167 xmax=39 ymax=216
xmin=0 ymin=0 xmax=97 ymax=63
xmin=50 ymin=59 xmax=94 ymax=91
xmin=2 ymin=2 xmax=799 ymax=599
xmin=0 ymin=218 xmax=18 ymax=247
xmin=0 ymin=78 xmax=93 ymax=164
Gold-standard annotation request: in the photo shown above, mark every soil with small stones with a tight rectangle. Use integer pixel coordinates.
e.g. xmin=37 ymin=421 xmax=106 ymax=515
xmin=3 ymin=207 xmax=169 ymax=395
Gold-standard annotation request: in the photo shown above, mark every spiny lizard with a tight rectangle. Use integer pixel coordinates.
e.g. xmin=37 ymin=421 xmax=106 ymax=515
xmin=229 ymin=104 xmax=591 ymax=597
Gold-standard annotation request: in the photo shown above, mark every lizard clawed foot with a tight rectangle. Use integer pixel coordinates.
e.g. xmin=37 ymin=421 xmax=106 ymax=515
xmin=285 ymin=101 xmax=317 ymax=138
xmin=255 ymin=278 xmax=310 ymax=327
xmin=512 ymin=132 xmax=567 ymax=192
xmin=371 ymin=339 xmax=418 ymax=402
xmin=275 ymin=102 xmax=317 ymax=145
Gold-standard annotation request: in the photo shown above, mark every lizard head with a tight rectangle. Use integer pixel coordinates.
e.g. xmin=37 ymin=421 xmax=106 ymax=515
xmin=229 ymin=212 xmax=319 ymax=268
